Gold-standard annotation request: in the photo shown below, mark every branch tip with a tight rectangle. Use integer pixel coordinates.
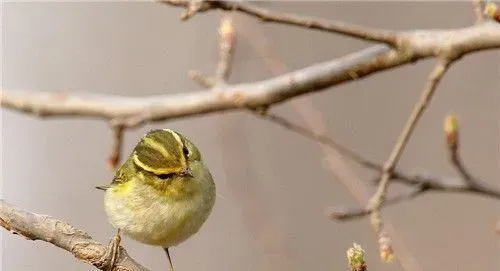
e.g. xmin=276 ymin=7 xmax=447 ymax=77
xmin=347 ymin=243 xmax=367 ymax=271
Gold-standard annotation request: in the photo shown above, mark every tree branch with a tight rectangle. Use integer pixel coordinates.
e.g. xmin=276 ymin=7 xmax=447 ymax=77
xmin=246 ymin=111 xmax=500 ymax=219
xmin=2 ymin=22 xmax=500 ymax=126
xmin=108 ymin=124 xmax=125 ymax=170
xmin=328 ymin=185 xmax=427 ymax=221
xmin=3 ymin=2 xmax=500 ymax=267
xmin=159 ymin=0 xmax=398 ymax=46
xmin=253 ymin=112 xmax=381 ymax=171
xmin=364 ymin=58 xmax=451 ymax=262
xmin=328 ymin=171 xmax=500 ymax=221
xmin=0 ymin=200 xmax=149 ymax=271
xmin=473 ymin=0 xmax=485 ymax=24
xmin=367 ymin=60 xmax=451 ymax=215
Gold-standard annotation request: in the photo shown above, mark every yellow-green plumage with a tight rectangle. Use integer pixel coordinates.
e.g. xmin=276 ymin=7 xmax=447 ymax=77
xmin=101 ymin=129 xmax=216 ymax=249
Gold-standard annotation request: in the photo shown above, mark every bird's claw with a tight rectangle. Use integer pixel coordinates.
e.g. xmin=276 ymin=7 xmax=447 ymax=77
xmin=103 ymin=229 xmax=121 ymax=271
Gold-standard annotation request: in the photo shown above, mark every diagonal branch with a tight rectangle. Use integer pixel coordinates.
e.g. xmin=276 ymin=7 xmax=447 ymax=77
xmin=250 ymin=111 xmax=500 ymax=220
xmin=2 ymin=22 xmax=500 ymax=126
xmin=254 ymin=111 xmax=500 ymax=198
xmin=0 ymin=44 xmax=389 ymax=126
xmin=253 ymin=112 xmax=380 ymax=171
xmin=159 ymin=0 xmax=398 ymax=46
xmin=365 ymin=59 xmax=451 ymax=262
xmin=0 ymin=200 xmax=149 ymax=271
xmin=368 ymin=60 xmax=451 ymax=210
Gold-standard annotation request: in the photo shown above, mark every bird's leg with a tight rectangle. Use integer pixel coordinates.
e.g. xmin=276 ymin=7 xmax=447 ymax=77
xmin=104 ymin=229 xmax=122 ymax=271
xmin=163 ymin=247 xmax=174 ymax=271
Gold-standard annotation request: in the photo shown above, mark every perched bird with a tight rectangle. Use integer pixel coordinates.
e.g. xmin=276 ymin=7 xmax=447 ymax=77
xmin=97 ymin=129 xmax=216 ymax=270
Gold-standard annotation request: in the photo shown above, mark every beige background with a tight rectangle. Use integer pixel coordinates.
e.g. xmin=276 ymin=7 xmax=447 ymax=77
xmin=2 ymin=2 xmax=499 ymax=271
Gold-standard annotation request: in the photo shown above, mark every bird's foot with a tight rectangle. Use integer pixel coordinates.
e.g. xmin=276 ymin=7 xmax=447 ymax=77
xmin=102 ymin=229 xmax=122 ymax=271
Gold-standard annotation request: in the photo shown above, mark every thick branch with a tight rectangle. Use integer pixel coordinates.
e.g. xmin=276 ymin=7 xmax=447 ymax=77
xmin=159 ymin=0 xmax=398 ymax=45
xmin=2 ymin=22 xmax=500 ymax=125
xmin=0 ymin=200 xmax=149 ymax=271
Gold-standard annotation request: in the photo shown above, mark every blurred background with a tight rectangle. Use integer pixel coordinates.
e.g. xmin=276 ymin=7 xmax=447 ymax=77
xmin=2 ymin=2 xmax=499 ymax=271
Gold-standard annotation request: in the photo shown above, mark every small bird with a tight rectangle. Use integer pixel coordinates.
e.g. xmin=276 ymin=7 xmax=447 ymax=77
xmin=97 ymin=129 xmax=216 ymax=271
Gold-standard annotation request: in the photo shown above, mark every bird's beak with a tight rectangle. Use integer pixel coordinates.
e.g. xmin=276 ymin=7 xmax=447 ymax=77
xmin=181 ymin=167 xmax=194 ymax=177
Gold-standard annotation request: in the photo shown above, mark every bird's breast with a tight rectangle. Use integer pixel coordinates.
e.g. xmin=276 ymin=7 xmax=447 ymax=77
xmin=103 ymin=172 xmax=215 ymax=247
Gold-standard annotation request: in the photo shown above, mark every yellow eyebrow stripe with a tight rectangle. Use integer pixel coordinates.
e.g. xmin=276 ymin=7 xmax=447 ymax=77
xmin=143 ymin=136 xmax=170 ymax=159
xmin=163 ymin=129 xmax=183 ymax=146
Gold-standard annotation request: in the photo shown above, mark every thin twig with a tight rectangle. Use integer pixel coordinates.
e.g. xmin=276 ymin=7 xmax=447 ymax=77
xmin=251 ymin=109 xmax=500 ymax=205
xmin=159 ymin=0 xmax=399 ymax=46
xmin=366 ymin=59 xmax=451 ymax=261
xmin=189 ymin=70 xmax=215 ymax=88
xmin=240 ymin=21 xmax=420 ymax=269
xmin=254 ymin=111 xmax=500 ymax=200
xmin=328 ymin=185 xmax=428 ymax=221
xmin=0 ymin=200 xmax=149 ymax=271
xmin=108 ymin=125 xmax=125 ymax=170
xmin=443 ymin=115 xmax=500 ymax=196
xmin=329 ymin=171 xmax=500 ymax=221
xmin=473 ymin=0 xmax=485 ymax=24
xmin=254 ymin=112 xmax=380 ymax=171
xmin=215 ymin=15 xmax=236 ymax=84
xmin=208 ymin=15 xmax=296 ymax=269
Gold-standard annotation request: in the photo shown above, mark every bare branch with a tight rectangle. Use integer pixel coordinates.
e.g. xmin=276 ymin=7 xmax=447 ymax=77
xmin=108 ymin=125 xmax=125 ymax=170
xmin=0 ymin=45 xmax=388 ymax=126
xmin=2 ymin=3 xmax=500 ymax=267
xmin=253 ymin=112 xmax=380 ymax=171
xmin=215 ymin=15 xmax=236 ymax=84
xmin=189 ymin=70 xmax=215 ymax=88
xmin=443 ymin=114 xmax=500 ymax=195
xmin=473 ymin=0 xmax=485 ymax=24
xmin=365 ymin=59 xmax=451 ymax=262
xmin=2 ymin=22 xmax=500 ymax=126
xmin=328 ymin=186 xmax=427 ymax=221
xmin=0 ymin=200 xmax=149 ymax=271
xmin=329 ymin=171 xmax=500 ymax=221
xmin=248 ymin=110 xmax=500 ymax=209
xmin=159 ymin=0 xmax=398 ymax=46
xmin=253 ymin=110 xmax=500 ymax=199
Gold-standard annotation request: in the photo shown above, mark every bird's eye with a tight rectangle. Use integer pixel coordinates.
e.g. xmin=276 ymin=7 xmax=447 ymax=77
xmin=157 ymin=173 xmax=173 ymax=180
xmin=182 ymin=145 xmax=189 ymax=157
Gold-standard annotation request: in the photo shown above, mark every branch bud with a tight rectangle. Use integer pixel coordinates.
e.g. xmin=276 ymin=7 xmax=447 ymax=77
xmin=347 ymin=243 xmax=367 ymax=271
xmin=378 ymin=232 xmax=394 ymax=263
xmin=484 ymin=2 xmax=500 ymax=22
xmin=444 ymin=114 xmax=459 ymax=151
xmin=219 ymin=16 xmax=236 ymax=49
